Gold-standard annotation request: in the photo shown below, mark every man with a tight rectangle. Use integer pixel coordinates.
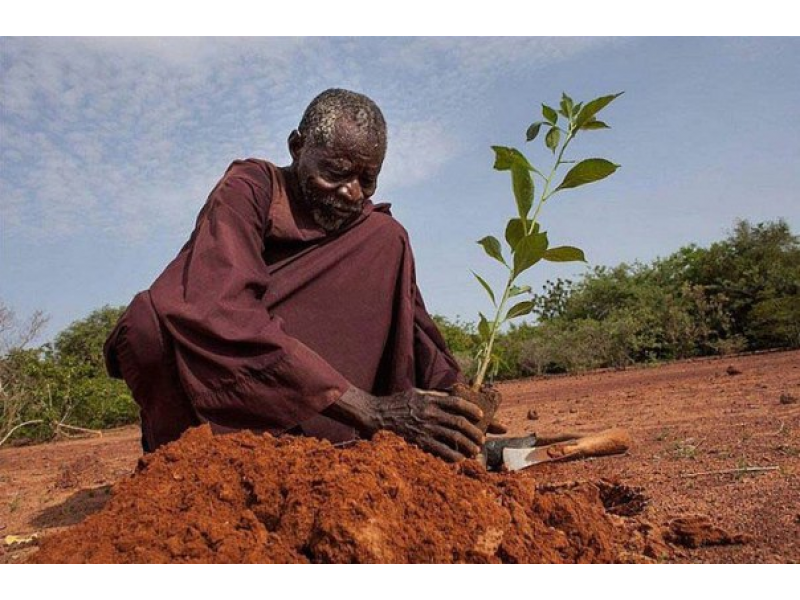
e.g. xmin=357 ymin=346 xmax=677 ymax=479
xmin=105 ymin=88 xmax=489 ymax=462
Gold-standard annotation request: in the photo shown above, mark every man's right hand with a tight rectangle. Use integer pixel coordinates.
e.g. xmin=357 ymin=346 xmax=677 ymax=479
xmin=373 ymin=388 xmax=485 ymax=462
xmin=329 ymin=386 xmax=485 ymax=462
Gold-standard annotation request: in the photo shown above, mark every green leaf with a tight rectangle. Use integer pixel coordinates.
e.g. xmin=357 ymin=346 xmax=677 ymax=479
xmin=555 ymin=158 xmax=619 ymax=191
xmin=491 ymin=146 xmax=515 ymax=171
xmin=525 ymin=122 xmax=543 ymax=142
xmin=543 ymin=246 xmax=587 ymax=263
xmin=545 ymin=127 xmax=561 ymax=153
xmin=505 ymin=218 xmax=525 ymax=249
xmin=478 ymin=313 xmax=491 ymax=342
xmin=472 ymin=271 xmax=497 ymax=306
xmin=513 ymin=231 xmax=549 ymax=278
xmin=581 ymin=119 xmax=610 ymax=131
xmin=506 ymin=220 xmax=540 ymax=249
xmin=542 ymin=104 xmax=558 ymax=125
xmin=506 ymin=301 xmax=535 ymax=319
xmin=491 ymin=146 xmax=533 ymax=171
xmin=574 ymin=92 xmax=623 ymax=130
xmin=511 ymin=163 xmax=534 ymax=221
xmin=560 ymin=93 xmax=574 ymax=118
xmin=509 ymin=285 xmax=532 ymax=297
xmin=477 ymin=236 xmax=506 ymax=265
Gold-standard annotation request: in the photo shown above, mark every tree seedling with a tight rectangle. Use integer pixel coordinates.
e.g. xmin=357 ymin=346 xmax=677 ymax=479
xmin=471 ymin=91 xmax=623 ymax=390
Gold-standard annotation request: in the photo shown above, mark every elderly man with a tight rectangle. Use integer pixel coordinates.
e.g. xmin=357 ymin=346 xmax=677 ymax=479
xmin=105 ymin=88 xmax=489 ymax=462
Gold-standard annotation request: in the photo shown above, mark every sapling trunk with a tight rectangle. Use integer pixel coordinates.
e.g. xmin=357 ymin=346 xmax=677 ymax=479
xmin=470 ymin=92 xmax=623 ymax=391
xmin=472 ymin=273 xmax=515 ymax=391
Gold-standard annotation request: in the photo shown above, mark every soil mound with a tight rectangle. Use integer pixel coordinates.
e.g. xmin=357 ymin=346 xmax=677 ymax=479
xmin=31 ymin=426 xmax=671 ymax=563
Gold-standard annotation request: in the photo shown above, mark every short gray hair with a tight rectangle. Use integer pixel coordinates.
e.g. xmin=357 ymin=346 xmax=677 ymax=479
xmin=298 ymin=88 xmax=387 ymax=151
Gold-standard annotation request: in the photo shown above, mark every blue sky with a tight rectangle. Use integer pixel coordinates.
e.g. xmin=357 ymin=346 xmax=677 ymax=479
xmin=2 ymin=37 xmax=799 ymax=341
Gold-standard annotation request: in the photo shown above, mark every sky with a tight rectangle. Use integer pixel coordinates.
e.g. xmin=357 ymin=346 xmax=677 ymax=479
xmin=1 ymin=36 xmax=799 ymax=342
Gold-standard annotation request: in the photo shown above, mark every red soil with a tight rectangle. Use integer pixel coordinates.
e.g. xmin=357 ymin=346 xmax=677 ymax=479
xmin=29 ymin=426 xmax=669 ymax=563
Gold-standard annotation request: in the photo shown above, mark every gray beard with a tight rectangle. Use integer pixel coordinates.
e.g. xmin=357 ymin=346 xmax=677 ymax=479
xmin=303 ymin=186 xmax=364 ymax=232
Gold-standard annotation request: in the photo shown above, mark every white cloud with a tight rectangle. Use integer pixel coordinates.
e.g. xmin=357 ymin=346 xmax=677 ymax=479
xmin=1 ymin=37 xmax=619 ymax=243
xmin=395 ymin=37 xmax=616 ymax=73
xmin=378 ymin=120 xmax=459 ymax=195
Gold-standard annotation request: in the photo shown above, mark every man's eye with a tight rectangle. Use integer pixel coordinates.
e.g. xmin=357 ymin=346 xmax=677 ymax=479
xmin=323 ymin=164 xmax=349 ymax=178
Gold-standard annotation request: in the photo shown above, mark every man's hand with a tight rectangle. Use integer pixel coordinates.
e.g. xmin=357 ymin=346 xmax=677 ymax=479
xmin=373 ymin=389 xmax=485 ymax=462
xmin=329 ymin=386 xmax=485 ymax=462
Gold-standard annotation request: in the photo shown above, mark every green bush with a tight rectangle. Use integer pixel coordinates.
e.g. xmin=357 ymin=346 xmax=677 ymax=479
xmin=431 ymin=315 xmax=479 ymax=355
xmin=1 ymin=305 xmax=137 ymax=445
xmin=747 ymin=296 xmax=800 ymax=349
xmin=434 ymin=219 xmax=799 ymax=380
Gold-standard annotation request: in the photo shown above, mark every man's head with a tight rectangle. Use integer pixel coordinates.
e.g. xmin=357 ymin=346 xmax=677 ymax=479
xmin=288 ymin=89 xmax=387 ymax=232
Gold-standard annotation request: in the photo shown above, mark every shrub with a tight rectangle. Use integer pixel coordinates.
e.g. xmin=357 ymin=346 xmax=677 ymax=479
xmin=1 ymin=304 xmax=137 ymax=445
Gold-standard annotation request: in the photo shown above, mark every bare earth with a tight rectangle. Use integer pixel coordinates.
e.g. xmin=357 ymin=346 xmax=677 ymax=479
xmin=2 ymin=349 xmax=798 ymax=563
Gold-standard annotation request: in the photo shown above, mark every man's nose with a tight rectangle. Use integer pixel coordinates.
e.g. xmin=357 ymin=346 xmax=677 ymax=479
xmin=337 ymin=178 xmax=363 ymax=203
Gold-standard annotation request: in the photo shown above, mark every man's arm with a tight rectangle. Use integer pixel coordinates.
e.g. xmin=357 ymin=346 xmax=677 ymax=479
xmin=149 ymin=160 xmax=349 ymax=434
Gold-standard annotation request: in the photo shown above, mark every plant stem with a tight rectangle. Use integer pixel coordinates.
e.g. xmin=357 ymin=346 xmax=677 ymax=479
xmin=0 ymin=420 xmax=44 ymax=447
xmin=472 ymin=271 xmax=516 ymax=390
xmin=529 ymin=130 xmax=575 ymax=235
xmin=680 ymin=466 xmax=779 ymax=478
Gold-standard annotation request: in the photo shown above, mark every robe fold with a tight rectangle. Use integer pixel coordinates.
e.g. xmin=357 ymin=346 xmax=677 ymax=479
xmin=105 ymin=159 xmax=463 ymax=448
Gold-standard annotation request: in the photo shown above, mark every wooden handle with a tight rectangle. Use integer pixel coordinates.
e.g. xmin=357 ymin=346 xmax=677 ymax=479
xmin=534 ymin=432 xmax=583 ymax=446
xmin=544 ymin=428 xmax=631 ymax=461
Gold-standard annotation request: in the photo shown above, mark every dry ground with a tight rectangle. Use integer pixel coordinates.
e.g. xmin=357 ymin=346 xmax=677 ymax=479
xmin=2 ymin=349 xmax=798 ymax=563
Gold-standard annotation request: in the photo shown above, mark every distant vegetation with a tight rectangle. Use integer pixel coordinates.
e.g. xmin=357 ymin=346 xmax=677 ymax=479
xmin=1 ymin=219 xmax=798 ymax=445
xmin=437 ymin=219 xmax=799 ymax=381
xmin=1 ymin=305 xmax=135 ymax=445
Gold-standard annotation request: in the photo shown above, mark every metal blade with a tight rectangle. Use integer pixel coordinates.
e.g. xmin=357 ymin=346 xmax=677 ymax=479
xmin=502 ymin=446 xmax=556 ymax=471
xmin=481 ymin=434 xmax=537 ymax=471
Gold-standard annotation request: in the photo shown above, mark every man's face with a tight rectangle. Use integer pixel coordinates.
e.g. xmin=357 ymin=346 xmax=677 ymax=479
xmin=291 ymin=121 xmax=385 ymax=232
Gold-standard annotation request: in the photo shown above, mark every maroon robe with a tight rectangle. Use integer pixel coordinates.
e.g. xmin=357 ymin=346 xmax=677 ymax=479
xmin=105 ymin=159 xmax=463 ymax=449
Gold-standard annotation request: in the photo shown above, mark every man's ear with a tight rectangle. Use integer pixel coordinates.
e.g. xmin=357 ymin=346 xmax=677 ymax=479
xmin=288 ymin=130 xmax=303 ymax=162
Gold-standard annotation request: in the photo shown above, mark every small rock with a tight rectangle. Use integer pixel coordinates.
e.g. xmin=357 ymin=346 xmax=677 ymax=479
xmin=779 ymin=393 xmax=798 ymax=405
xmin=569 ymin=408 xmax=578 ymax=414
xmin=526 ymin=409 xmax=539 ymax=421
xmin=4 ymin=533 xmax=39 ymax=548
xmin=726 ymin=365 xmax=742 ymax=376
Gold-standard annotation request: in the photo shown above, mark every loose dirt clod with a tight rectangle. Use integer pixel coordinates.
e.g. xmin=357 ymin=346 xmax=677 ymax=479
xmin=664 ymin=515 xmax=749 ymax=548
xmin=30 ymin=425 xmax=675 ymax=563
xmin=54 ymin=455 xmax=103 ymax=490
xmin=779 ymin=393 xmax=797 ymax=405
xmin=527 ymin=409 xmax=539 ymax=420
xmin=596 ymin=480 xmax=648 ymax=517
xmin=726 ymin=365 xmax=742 ymax=376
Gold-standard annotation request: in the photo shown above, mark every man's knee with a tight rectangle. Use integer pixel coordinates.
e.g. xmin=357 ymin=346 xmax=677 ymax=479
xmin=105 ymin=291 xmax=197 ymax=450
xmin=105 ymin=291 xmax=168 ymax=389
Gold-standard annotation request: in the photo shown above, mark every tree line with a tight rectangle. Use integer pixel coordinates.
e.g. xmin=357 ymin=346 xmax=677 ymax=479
xmin=1 ymin=219 xmax=798 ymax=445
xmin=436 ymin=219 xmax=799 ymax=380
xmin=1 ymin=304 xmax=134 ymax=445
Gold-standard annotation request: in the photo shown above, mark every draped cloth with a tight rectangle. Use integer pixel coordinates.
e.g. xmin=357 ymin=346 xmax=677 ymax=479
xmin=105 ymin=159 xmax=463 ymax=448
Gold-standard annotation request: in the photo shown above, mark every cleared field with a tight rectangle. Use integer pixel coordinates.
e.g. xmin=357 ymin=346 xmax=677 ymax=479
xmin=2 ymin=350 xmax=798 ymax=563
